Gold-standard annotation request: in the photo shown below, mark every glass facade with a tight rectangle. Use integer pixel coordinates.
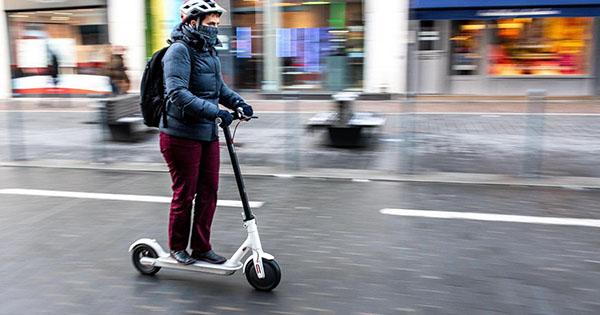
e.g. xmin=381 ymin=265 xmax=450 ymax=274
xmin=419 ymin=20 xmax=442 ymax=51
xmin=449 ymin=17 xmax=593 ymax=77
xmin=7 ymin=7 xmax=111 ymax=95
xmin=489 ymin=17 xmax=592 ymax=76
xmin=230 ymin=0 xmax=364 ymax=91
xmin=450 ymin=21 xmax=484 ymax=75
xmin=230 ymin=0 xmax=264 ymax=90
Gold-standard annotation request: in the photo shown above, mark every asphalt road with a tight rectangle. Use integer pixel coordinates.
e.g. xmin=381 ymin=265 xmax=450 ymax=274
xmin=1 ymin=167 xmax=600 ymax=314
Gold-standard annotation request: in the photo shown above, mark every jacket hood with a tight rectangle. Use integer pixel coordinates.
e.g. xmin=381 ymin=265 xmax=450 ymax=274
xmin=170 ymin=23 xmax=187 ymax=42
xmin=169 ymin=23 xmax=221 ymax=51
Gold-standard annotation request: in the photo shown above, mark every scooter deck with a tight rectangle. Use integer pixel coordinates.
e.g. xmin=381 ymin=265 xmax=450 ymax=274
xmin=140 ymin=256 xmax=243 ymax=276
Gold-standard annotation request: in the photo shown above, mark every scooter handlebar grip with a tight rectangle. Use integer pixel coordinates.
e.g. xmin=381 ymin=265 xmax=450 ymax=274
xmin=235 ymin=107 xmax=258 ymax=121
xmin=216 ymin=111 xmax=257 ymax=126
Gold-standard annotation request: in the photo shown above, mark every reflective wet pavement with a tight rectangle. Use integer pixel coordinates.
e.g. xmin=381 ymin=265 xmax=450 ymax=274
xmin=2 ymin=167 xmax=600 ymax=314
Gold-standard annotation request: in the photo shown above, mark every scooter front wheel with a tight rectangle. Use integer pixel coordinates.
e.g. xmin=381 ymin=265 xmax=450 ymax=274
xmin=131 ymin=244 xmax=161 ymax=276
xmin=245 ymin=259 xmax=281 ymax=292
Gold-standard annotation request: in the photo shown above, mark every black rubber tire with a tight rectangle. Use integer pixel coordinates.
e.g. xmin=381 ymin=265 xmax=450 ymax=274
xmin=131 ymin=244 xmax=161 ymax=276
xmin=245 ymin=259 xmax=281 ymax=292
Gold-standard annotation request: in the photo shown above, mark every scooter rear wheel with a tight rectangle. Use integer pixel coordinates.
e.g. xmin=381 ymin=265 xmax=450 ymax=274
xmin=245 ymin=259 xmax=281 ymax=292
xmin=131 ymin=244 xmax=161 ymax=276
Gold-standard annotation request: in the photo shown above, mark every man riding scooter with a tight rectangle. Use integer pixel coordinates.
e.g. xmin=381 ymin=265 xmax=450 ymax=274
xmin=159 ymin=0 xmax=254 ymax=265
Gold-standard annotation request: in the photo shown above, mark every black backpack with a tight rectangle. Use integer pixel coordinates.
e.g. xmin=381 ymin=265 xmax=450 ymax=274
xmin=140 ymin=40 xmax=193 ymax=128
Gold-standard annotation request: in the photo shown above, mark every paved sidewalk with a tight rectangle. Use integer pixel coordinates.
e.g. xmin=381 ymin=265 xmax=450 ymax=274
xmin=1 ymin=100 xmax=599 ymax=183
xmin=3 ymin=95 xmax=600 ymax=114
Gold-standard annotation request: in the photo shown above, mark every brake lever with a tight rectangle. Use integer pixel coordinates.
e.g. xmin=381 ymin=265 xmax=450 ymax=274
xmin=235 ymin=107 xmax=258 ymax=121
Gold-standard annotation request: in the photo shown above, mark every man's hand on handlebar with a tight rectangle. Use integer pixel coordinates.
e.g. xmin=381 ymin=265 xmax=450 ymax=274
xmin=216 ymin=109 xmax=258 ymax=127
xmin=234 ymin=106 xmax=258 ymax=121
xmin=236 ymin=102 xmax=254 ymax=118
xmin=216 ymin=110 xmax=234 ymax=127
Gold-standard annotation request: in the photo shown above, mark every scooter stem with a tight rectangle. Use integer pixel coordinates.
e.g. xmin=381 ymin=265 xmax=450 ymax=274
xmin=221 ymin=124 xmax=255 ymax=222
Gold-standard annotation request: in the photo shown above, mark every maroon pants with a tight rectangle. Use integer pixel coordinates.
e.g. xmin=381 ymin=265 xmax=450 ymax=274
xmin=160 ymin=132 xmax=220 ymax=252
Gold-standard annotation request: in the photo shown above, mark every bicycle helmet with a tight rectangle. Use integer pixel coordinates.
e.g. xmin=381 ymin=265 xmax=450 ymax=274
xmin=180 ymin=0 xmax=227 ymax=22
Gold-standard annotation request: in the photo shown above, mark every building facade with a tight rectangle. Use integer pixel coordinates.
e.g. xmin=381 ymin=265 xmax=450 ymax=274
xmin=3 ymin=0 xmax=112 ymax=96
xmin=0 ymin=0 xmax=409 ymax=97
xmin=6 ymin=1 xmax=600 ymax=97
xmin=0 ymin=0 xmax=145 ymax=97
xmin=411 ymin=0 xmax=600 ymax=95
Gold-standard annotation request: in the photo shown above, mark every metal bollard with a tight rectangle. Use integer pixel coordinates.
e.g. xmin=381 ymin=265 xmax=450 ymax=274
xmin=399 ymin=92 xmax=417 ymax=174
xmin=522 ymin=89 xmax=546 ymax=178
xmin=284 ymin=91 xmax=301 ymax=170
xmin=90 ymin=99 xmax=108 ymax=164
xmin=7 ymin=99 xmax=27 ymax=161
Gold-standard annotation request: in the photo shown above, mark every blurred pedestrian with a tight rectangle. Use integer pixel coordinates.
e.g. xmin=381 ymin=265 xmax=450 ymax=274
xmin=106 ymin=45 xmax=130 ymax=95
xmin=159 ymin=0 xmax=254 ymax=265
xmin=48 ymin=50 xmax=59 ymax=88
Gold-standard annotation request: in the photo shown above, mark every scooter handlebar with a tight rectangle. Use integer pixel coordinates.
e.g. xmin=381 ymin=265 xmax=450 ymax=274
xmin=215 ymin=107 xmax=258 ymax=126
xmin=234 ymin=106 xmax=258 ymax=121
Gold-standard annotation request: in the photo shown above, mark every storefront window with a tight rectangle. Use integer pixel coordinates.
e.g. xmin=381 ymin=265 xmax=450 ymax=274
xmin=489 ymin=17 xmax=592 ymax=76
xmin=231 ymin=1 xmax=364 ymax=91
xmin=7 ymin=8 xmax=111 ymax=95
xmin=278 ymin=1 xmax=364 ymax=91
xmin=231 ymin=0 xmax=263 ymax=90
xmin=419 ymin=21 xmax=441 ymax=51
xmin=450 ymin=21 xmax=485 ymax=75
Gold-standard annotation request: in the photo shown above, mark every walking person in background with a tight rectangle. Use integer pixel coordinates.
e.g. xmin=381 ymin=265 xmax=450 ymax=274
xmin=159 ymin=0 xmax=254 ymax=265
xmin=106 ymin=45 xmax=130 ymax=95
xmin=48 ymin=50 xmax=59 ymax=90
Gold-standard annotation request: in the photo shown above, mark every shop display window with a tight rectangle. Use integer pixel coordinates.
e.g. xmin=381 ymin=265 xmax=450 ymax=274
xmin=450 ymin=20 xmax=485 ymax=75
xmin=489 ymin=17 xmax=592 ymax=76
xmin=7 ymin=8 xmax=111 ymax=94
xmin=231 ymin=1 xmax=364 ymax=91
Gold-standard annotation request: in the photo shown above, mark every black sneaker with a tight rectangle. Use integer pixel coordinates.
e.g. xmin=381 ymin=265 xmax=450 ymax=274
xmin=170 ymin=250 xmax=197 ymax=265
xmin=192 ymin=250 xmax=227 ymax=264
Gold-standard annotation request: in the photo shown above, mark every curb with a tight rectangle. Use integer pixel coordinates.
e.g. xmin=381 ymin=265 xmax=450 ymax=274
xmin=2 ymin=160 xmax=599 ymax=190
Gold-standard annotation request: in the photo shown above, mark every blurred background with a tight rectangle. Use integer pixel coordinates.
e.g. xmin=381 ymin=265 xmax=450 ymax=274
xmin=2 ymin=0 xmax=600 ymax=96
xmin=1 ymin=0 xmax=599 ymax=176
xmin=2 ymin=1 xmax=600 ymax=314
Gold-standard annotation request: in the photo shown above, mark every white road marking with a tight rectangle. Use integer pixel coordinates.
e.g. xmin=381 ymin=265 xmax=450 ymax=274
xmin=3 ymin=110 xmax=600 ymax=116
xmin=380 ymin=208 xmax=600 ymax=228
xmin=274 ymin=174 xmax=295 ymax=178
xmin=390 ymin=112 xmax=600 ymax=116
xmin=0 ymin=110 xmax=93 ymax=113
xmin=0 ymin=189 xmax=264 ymax=208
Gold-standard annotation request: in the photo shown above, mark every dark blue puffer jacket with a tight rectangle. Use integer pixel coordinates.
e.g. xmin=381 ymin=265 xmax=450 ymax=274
xmin=159 ymin=23 xmax=244 ymax=142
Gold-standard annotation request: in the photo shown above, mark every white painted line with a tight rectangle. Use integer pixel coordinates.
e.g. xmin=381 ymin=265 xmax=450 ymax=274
xmin=0 ymin=110 xmax=93 ymax=113
xmin=480 ymin=114 xmax=501 ymax=118
xmin=379 ymin=138 xmax=405 ymax=142
xmin=273 ymin=174 xmax=296 ymax=178
xmin=380 ymin=208 xmax=600 ymax=228
xmin=391 ymin=112 xmax=600 ymax=116
xmin=252 ymin=111 xmax=320 ymax=114
xmin=2 ymin=110 xmax=599 ymax=116
xmin=0 ymin=189 xmax=264 ymax=208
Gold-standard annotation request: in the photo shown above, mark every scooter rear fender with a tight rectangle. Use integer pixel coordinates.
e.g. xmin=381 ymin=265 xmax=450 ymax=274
xmin=129 ymin=238 xmax=169 ymax=258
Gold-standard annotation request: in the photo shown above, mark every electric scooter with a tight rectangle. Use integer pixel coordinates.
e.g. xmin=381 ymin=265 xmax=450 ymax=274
xmin=129 ymin=109 xmax=281 ymax=292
